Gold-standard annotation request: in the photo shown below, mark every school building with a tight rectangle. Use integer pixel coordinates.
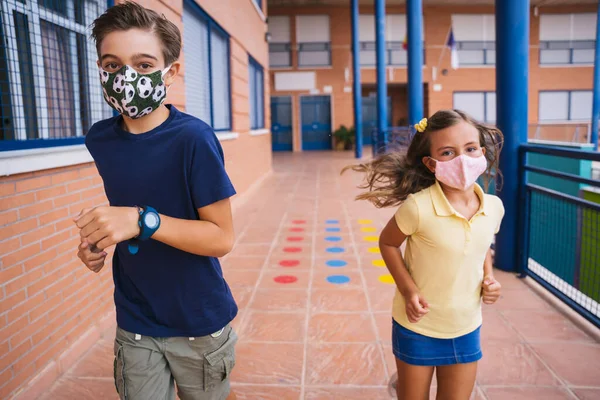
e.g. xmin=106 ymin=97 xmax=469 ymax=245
xmin=0 ymin=0 xmax=598 ymax=398
xmin=268 ymin=1 xmax=598 ymax=151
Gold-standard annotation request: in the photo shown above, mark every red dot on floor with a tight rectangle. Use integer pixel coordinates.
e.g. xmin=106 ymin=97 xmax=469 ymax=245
xmin=274 ymin=275 xmax=298 ymax=284
xmin=292 ymin=220 xmax=306 ymax=224
xmin=279 ymin=260 xmax=300 ymax=267
xmin=290 ymin=227 xmax=305 ymax=232
xmin=287 ymin=237 xmax=304 ymax=242
xmin=283 ymin=247 xmax=302 ymax=253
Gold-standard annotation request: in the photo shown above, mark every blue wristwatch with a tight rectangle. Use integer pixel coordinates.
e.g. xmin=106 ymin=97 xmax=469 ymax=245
xmin=128 ymin=205 xmax=161 ymax=255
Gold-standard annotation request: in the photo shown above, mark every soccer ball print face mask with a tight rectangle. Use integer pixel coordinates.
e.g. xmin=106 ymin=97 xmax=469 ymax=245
xmin=99 ymin=65 xmax=171 ymax=119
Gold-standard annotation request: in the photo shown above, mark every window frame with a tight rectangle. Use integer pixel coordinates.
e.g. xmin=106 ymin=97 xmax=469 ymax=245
xmin=248 ymin=55 xmax=265 ymax=130
xmin=358 ymin=41 xmax=426 ymax=67
xmin=538 ymin=90 xmax=593 ymax=122
xmin=296 ymin=15 xmax=332 ymax=68
xmin=183 ymin=0 xmax=232 ymax=132
xmin=0 ymin=0 xmax=111 ymax=152
xmin=539 ymin=13 xmax=597 ymax=66
xmin=267 ymin=15 xmax=292 ymax=68
xmin=456 ymin=41 xmax=496 ymax=66
xmin=452 ymin=91 xmax=496 ymax=124
xmin=539 ymin=40 xmax=596 ymax=66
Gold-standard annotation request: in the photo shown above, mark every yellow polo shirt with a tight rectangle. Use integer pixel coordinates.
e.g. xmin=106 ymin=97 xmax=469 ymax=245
xmin=392 ymin=181 xmax=504 ymax=339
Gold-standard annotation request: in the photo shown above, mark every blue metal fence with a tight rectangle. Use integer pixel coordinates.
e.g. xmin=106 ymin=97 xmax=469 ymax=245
xmin=519 ymin=144 xmax=600 ymax=328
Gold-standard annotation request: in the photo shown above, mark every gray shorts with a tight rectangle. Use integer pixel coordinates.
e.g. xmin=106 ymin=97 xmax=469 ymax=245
xmin=113 ymin=324 xmax=237 ymax=400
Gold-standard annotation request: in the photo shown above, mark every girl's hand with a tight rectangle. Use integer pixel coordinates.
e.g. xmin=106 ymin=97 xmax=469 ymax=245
xmin=404 ymin=291 xmax=429 ymax=323
xmin=482 ymin=275 xmax=502 ymax=304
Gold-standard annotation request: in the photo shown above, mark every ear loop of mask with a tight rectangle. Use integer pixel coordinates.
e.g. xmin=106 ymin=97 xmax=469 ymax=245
xmin=162 ymin=65 xmax=173 ymax=92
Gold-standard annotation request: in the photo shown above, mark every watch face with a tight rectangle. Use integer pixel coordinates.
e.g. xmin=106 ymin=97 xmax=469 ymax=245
xmin=144 ymin=213 xmax=159 ymax=229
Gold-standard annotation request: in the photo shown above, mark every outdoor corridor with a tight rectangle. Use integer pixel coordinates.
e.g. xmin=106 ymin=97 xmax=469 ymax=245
xmin=38 ymin=152 xmax=600 ymax=400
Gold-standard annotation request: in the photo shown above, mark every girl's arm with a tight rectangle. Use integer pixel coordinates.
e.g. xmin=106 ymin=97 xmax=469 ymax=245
xmin=379 ymin=217 xmax=418 ymax=297
xmin=380 ymin=217 xmax=429 ymax=322
xmin=484 ymin=247 xmax=494 ymax=279
xmin=482 ymin=247 xmax=502 ymax=304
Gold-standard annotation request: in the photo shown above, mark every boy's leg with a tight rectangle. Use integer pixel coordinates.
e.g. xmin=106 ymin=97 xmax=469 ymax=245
xmin=435 ymin=362 xmax=478 ymax=400
xmin=166 ymin=325 xmax=237 ymax=400
xmin=395 ymin=358 xmax=434 ymax=400
xmin=114 ymin=327 xmax=175 ymax=400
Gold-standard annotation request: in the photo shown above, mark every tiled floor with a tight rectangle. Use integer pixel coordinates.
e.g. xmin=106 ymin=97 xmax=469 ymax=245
xmin=40 ymin=152 xmax=600 ymax=400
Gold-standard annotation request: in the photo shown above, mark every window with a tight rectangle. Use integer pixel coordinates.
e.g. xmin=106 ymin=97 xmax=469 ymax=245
xmin=183 ymin=1 xmax=231 ymax=131
xmin=0 ymin=0 xmax=111 ymax=151
xmin=453 ymin=92 xmax=496 ymax=123
xmin=358 ymin=14 xmax=425 ymax=66
xmin=539 ymin=91 xmax=592 ymax=121
xmin=539 ymin=14 xmax=596 ymax=65
xmin=249 ymin=56 xmax=264 ymax=129
xmin=296 ymin=15 xmax=331 ymax=67
xmin=452 ymin=14 xmax=496 ymax=66
xmin=268 ymin=16 xmax=291 ymax=68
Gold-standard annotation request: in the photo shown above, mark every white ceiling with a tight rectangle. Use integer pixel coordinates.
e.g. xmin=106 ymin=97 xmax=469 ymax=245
xmin=268 ymin=0 xmax=597 ymax=7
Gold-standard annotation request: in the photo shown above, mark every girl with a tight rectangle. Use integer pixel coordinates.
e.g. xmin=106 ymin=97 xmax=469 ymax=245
xmin=347 ymin=110 xmax=505 ymax=400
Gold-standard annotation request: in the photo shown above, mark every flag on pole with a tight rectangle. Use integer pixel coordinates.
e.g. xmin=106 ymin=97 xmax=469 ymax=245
xmin=402 ymin=34 xmax=407 ymax=50
xmin=446 ymin=28 xmax=459 ymax=70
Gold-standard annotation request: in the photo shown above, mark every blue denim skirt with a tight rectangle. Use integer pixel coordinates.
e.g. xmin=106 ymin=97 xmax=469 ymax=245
xmin=392 ymin=319 xmax=482 ymax=366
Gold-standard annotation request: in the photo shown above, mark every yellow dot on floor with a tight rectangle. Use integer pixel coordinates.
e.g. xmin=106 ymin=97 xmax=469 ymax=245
xmin=368 ymin=247 xmax=381 ymax=254
xmin=363 ymin=236 xmax=378 ymax=242
xmin=358 ymin=219 xmax=373 ymax=225
xmin=372 ymin=259 xmax=386 ymax=267
xmin=379 ymin=274 xmax=395 ymax=284
xmin=361 ymin=227 xmax=376 ymax=233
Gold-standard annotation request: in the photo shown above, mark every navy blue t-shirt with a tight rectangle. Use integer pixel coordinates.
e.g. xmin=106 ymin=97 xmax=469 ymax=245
xmin=85 ymin=105 xmax=238 ymax=337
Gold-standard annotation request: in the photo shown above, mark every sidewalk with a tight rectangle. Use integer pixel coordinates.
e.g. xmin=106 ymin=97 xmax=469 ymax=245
xmin=38 ymin=152 xmax=600 ymax=400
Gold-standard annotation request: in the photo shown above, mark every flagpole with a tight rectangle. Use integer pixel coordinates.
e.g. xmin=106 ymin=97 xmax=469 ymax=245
xmin=435 ymin=24 xmax=453 ymax=72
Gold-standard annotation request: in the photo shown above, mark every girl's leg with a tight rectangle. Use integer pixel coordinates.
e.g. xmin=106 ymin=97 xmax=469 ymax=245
xmin=435 ymin=362 xmax=478 ymax=400
xmin=395 ymin=358 xmax=435 ymax=400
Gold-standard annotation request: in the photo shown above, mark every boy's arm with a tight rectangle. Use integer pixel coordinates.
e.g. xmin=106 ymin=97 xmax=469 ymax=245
xmin=75 ymin=198 xmax=234 ymax=257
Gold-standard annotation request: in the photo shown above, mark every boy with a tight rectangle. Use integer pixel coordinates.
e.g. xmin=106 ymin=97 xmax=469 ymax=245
xmin=74 ymin=2 xmax=238 ymax=399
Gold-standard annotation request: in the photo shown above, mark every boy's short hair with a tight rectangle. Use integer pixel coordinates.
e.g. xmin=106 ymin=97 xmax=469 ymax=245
xmin=91 ymin=1 xmax=181 ymax=65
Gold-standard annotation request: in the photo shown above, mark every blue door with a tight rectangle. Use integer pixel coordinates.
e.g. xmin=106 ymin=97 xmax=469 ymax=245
xmin=361 ymin=96 xmax=392 ymax=145
xmin=271 ymin=96 xmax=293 ymax=151
xmin=301 ymin=95 xmax=332 ymax=151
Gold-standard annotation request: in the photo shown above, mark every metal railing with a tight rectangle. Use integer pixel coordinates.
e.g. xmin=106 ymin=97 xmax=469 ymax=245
xmin=519 ymin=144 xmax=600 ymax=328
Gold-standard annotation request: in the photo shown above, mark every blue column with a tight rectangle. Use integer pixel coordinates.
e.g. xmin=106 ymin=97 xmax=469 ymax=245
xmin=406 ymin=0 xmax=424 ymax=125
xmin=495 ymin=0 xmax=530 ymax=272
xmin=591 ymin=3 xmax=600 ymax=150
xmin=375 ymin=0 xmax=387 ymax=150
xmin=351 ymin=0 xmax=363 ymax=158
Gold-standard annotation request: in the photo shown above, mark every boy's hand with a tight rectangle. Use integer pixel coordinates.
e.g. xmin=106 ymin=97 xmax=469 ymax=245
xmin=482 ymin=275 xmax=502 ymax=304
xmin=78 ymin=239 xmax=107 ymax=273
xmin=404 ymin=291 xmax=429 ymax=323
xmin=74 ymin=206 xmax=140 ymax=251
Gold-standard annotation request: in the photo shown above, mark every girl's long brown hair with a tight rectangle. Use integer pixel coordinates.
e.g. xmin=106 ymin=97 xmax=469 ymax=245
xmin=343 ymin=109 xmax=504 ymax=208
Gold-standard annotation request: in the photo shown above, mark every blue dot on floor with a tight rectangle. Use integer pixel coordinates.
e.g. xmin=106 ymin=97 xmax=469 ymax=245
xmin=326 ymin=220 xmax=339 ymax=224
xmin=325 ymin=236 xmax=342 ymax=242
xmin=326 ymin=227 xmax=341 ymax=232
xmin=326 ymin=247 xmax=345 ymax=253
xmin=326 ymin=260 xmax=348 ymax=267
xmin=327 ymin=275 xmax=351 ymax=284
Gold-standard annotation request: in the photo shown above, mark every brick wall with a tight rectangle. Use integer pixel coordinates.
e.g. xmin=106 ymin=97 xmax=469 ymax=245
xmin=269 ymin=4 xmax=597 ymax=150
xmin=0 ymin=165 xmax=114 ymax=399
xmin=0 ymin=0 xmax=271 ymax=398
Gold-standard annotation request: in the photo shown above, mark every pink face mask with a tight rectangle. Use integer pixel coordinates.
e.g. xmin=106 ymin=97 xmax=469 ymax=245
xmin=431 ymin=154 xmax=488 ymax=191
